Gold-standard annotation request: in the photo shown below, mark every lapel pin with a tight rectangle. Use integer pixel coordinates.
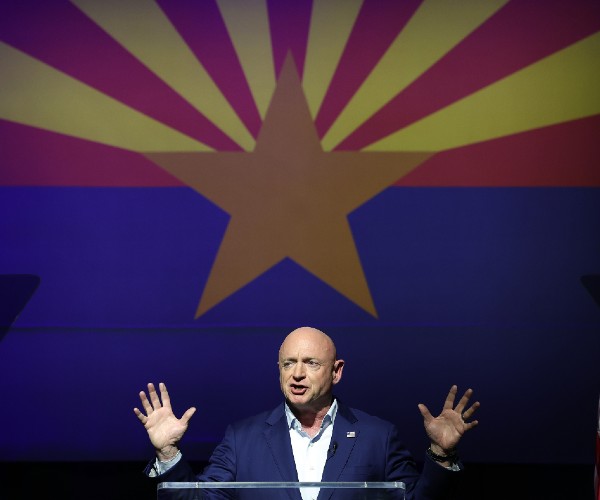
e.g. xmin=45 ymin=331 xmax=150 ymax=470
xmin=346 ymin=431 xmax=356 ymax=438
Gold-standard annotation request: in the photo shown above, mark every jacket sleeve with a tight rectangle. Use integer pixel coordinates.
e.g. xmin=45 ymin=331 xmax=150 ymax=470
xmin=197 ymin=424 xmax=237 ymax=483
xmin=385 ymin=424 xmax=461 ymax=500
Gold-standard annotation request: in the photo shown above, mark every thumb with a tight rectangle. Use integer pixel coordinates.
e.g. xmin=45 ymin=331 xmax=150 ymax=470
xmin=181 ymin=407 xmax=197 ymax=425
xmin=418 ymin=403 xmax=433 ymax=423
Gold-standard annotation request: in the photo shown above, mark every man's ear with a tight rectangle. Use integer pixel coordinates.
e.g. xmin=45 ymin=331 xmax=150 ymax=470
xmin=332 ymin=359 xmax=344 ymax=384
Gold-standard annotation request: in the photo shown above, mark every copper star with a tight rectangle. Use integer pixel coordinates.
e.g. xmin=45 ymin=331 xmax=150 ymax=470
xmin=145 ymin=54 xmax=433 ymax=318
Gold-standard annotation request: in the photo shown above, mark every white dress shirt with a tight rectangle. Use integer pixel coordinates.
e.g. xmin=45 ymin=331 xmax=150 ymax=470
xmin=285 ymin=399 xmax=338 ymax=500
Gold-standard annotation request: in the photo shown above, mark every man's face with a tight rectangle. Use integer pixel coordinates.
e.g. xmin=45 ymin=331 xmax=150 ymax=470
xmin=278 ymin=328 xmax=343 ymax=412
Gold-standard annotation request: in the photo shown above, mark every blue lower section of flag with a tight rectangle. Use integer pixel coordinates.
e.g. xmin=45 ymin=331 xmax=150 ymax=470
xmin=1 ymin=187 xmax=598 ymax=326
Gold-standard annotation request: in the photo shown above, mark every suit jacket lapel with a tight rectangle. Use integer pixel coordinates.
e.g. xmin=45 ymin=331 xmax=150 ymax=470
xmin=319 ymin=402 xmax=359 ymax=500
xmin=264 ymin=404 xmax=301 ymax=499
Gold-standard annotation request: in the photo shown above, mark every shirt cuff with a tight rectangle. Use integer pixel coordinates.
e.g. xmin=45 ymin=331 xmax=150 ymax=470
xmin=149 ymin=451 xmax=182 ymax=477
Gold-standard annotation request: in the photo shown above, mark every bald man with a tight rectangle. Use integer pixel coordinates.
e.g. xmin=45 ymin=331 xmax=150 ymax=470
xmin=136 ymin=327 xmax=479 ymax=499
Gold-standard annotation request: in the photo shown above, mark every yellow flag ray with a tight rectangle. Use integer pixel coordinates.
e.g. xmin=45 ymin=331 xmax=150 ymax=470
xmin=322 ymin=0 xmax=508 ymax=151
xmin=0 ymin=42 xmax=210 ymax=152
xmin=72 ymin=0 xmax=254 ymax=151
xmin=217 ymin=0 xmax=275 ymax=120
xmin=303 ymin=0 xmax=363 ymax=118
xmin=366 ymin=31 xmax=600 ymax=152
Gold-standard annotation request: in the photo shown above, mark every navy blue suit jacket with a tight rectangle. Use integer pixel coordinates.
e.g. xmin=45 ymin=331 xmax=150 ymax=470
xmin=150 ymin=401 xmax=459 ymax=499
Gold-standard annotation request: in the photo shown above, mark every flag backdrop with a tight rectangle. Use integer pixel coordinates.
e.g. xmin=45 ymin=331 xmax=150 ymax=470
xmin=1 ymin=0 xmax=599 ymax=464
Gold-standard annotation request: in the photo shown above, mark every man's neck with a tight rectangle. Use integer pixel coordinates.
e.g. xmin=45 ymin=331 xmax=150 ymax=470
xmin=289 ymin=398 xmax=333 ymax=429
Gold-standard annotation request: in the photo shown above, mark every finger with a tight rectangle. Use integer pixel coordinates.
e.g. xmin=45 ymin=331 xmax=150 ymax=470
xmin=464 ymin=419 xmax=479 ymax=431
xmin=139 ymin=390 xmax=153 ymax=414
xmin=148 ymin=383 xmax=162 ymax=409
xmin=454 ymin=388 xmax=474 ymax=413
xmin=461 ymin=401 xmax=480 ymax=420
xmin=418 ymin=403 xmax=433 ymax=423
xmin=159 ymin=382 xmax=172 ymax=410
xmin=133 ymin=407 xmax=147 ymax=424
xmin=180 ymin=407 xmax=197 ymax=425
xmin=442 ymin=385 xmax=458 ymax=411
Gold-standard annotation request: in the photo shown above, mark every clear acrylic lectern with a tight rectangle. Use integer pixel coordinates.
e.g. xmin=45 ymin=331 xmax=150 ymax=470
xmin=157 ymin=481 xmax=405 ymax=499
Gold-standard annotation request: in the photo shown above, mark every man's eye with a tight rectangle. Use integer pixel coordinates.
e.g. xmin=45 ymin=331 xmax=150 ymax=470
xmin=307 ymin=360 xmax=321 ymax=368
xmin=282 ymin=361 xmax=295 ymax=369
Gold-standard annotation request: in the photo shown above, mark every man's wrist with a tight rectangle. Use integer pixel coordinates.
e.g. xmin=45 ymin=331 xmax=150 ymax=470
xmin=429 ymin=443 xmax=454 ymax=456
xmin=426 ymin=445 xmax=458 ymax=464
xmin=157 ymin=446 xmax=180 ymax=462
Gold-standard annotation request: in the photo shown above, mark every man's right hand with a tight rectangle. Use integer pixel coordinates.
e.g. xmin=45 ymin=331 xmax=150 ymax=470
xmin=134 ymin=382 xmax=197 ymax=462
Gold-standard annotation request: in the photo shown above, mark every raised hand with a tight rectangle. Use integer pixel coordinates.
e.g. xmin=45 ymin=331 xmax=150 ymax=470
xmin=134 ymin=382 xmax=196 ymax=461
xmin=418 ymin=385 xmax=479 ymax=455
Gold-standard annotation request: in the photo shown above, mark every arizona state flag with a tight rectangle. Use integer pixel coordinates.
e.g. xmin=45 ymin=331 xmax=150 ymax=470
xmin=1 ymin=0 xmax=599 ymax=464
xmin=2 ymin=0 xmax=599 ymax=323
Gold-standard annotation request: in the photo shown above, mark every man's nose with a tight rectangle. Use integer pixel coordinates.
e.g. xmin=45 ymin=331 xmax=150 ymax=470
xmin=292 ymin=362 xmax=305 ymax=379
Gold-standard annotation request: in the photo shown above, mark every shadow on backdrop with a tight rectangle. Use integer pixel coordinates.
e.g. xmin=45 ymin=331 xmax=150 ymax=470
xmin=0 ymin=274 xmax=40 ymax=342
xmin=581 ymin=274 xmax=600 ymax=309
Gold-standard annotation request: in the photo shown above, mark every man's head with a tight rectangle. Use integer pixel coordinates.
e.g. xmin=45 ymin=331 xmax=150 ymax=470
xmin=278 ymin=326 xmax=344 ymax=414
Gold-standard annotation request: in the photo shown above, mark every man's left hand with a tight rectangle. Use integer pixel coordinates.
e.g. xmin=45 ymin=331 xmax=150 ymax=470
xmin=418 ymin=385 xmax=480 ymax=455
